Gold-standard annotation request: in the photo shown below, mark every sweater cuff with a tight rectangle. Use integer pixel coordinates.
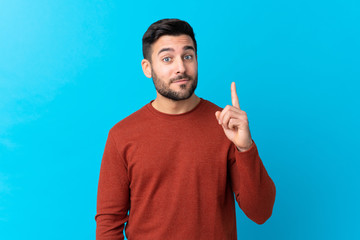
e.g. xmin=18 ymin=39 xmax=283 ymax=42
xmin=234 ymin=141 xmax=258 ymax=161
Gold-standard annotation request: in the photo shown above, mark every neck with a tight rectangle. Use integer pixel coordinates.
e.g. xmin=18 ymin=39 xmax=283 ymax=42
xmin=152 ymin=93 xmax=201 ymax=114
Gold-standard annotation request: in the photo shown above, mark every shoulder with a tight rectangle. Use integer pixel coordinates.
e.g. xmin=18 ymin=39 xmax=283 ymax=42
xmin=199 ymin=99 xmax=223 ymax=113
xmin=109 ymin=103 xmax=151 ymax=137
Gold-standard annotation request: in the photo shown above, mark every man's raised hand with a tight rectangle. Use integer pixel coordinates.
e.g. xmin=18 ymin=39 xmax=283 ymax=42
xmin=215 ymin=82 xmax=253 ymax=151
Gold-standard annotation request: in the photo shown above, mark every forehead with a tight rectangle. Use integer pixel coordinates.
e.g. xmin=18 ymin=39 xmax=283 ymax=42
xmin=151 ymin=35 xmax=195 ymax=54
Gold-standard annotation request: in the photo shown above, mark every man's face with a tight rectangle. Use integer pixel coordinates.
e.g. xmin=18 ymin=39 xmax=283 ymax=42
xmin=144 ymin=34 xmax=198 ymax=101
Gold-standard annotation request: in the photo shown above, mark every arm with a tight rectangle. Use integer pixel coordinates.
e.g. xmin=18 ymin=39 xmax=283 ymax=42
xmin=228 ymin=142 xmax=276 ymax=224
xmin=95 ymin=132 xmax=130 ymax=240
xmin=215 ymin=82 xmax=276 ymax=224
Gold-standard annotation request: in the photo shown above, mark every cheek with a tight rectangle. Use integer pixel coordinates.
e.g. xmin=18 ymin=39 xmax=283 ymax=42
xmin=187 ymin=63 xmax=198 ymax=74
xmin=154 ymin=65 xmax=172 ymax=78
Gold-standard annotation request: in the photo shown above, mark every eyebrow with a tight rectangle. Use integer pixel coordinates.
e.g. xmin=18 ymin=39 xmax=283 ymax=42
xmin=184 ymin=46 xmax=195 ymax=52
xmin=157 ymin=45 xmax=195 ymax=55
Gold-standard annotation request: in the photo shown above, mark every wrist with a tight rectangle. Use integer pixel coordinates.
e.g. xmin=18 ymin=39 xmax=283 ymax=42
xmin=236 ymin=140 xmax=253 ymax=152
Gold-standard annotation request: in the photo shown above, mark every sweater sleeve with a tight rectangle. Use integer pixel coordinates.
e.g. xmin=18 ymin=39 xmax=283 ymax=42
xmin=95 ymin=132 xmax=130 ymax=240
xmin=228 ymin=141 xmax=276 ymax=224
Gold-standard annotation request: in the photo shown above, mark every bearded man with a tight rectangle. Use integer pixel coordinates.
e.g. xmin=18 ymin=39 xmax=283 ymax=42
xmin=95 ymin=18 xmax=276 ymax=240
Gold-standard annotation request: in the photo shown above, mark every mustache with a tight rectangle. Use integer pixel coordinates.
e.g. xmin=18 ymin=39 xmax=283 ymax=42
xmin=170 ymin=75 xmax=192 ymax=83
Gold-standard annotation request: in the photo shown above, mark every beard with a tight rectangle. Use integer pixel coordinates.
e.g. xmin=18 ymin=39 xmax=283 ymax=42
xmin=151 ymin=69 xmax=198 ymax=101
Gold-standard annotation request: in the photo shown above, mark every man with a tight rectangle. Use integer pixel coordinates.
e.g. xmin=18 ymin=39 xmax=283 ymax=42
xmin=96 ymin=19 xmax=276 ymax=240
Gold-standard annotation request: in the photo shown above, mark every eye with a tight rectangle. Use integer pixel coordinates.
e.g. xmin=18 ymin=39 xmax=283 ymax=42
xmin=184 ymin=55 xmax=193 ymax=60
xmin=162 ymin=57 xmax=171 ymax=62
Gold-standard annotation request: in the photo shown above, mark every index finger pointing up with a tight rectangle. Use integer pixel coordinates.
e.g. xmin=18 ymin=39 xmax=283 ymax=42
xmin=231 ymin=82 xmax=241 ymax=109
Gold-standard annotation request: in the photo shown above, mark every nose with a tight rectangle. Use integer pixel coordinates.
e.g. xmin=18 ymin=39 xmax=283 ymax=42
xmin=175 ymin=58 xmax=186 ymax=74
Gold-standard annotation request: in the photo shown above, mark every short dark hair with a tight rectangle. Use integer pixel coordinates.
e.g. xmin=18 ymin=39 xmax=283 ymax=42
xmin=142 ymin=18 xmax=197 ymax=60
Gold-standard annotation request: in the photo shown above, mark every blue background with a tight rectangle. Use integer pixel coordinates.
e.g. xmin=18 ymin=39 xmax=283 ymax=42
xmin=1 ymin=0 xmax=359 ymax=239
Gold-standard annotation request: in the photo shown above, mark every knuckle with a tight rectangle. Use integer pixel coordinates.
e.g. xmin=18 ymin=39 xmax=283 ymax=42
xmin=224 ymin=111 xmax=232 ymax=119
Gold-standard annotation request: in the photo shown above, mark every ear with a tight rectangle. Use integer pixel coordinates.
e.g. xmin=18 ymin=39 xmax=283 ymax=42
xmin=141 ymin=59 xmax=152 ymax=78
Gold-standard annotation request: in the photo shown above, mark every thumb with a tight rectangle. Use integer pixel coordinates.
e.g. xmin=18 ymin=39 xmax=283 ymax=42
xmin=215 ymin=111 xmax=221 ymax=121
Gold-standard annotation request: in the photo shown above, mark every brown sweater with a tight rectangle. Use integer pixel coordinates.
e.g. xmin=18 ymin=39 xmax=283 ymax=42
xmin=95 ymin=99 xmax=276 ymax=240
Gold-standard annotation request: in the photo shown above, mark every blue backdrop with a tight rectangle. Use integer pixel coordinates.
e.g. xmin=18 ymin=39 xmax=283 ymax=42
xmin=1 ymin=0 xmax=359 ymax=239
